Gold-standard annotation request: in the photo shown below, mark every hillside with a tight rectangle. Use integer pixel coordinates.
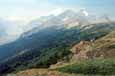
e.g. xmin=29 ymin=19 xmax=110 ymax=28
xmin=11 ymin=69 xmax=77 ymax=76
xmin=0 ymin=22 xmax=115 ymax=75
xmin=6 ymin=30 xmax=115 ymax=76
xmin=55 ymin=31 xmax=115 ymax=75
xmin=70 ymin=31 xmax=115 ymax=60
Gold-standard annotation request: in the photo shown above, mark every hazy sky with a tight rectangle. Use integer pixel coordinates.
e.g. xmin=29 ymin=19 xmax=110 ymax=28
xmin=0 ymin=0 xmax=115 ymax=45
xmin=0 ymin=0 xmax=115 ymax=21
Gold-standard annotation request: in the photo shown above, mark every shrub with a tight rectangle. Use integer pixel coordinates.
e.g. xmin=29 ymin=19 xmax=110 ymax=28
xmin=56 ymin=58 xmax=115 ymax=75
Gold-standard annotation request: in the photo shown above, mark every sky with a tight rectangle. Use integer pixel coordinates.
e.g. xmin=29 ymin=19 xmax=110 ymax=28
xmin=0 ymin=0 xmax=115 ymax=21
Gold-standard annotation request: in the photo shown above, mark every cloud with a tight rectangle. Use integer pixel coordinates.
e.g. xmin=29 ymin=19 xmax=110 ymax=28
xmin=0 ymin=0 xmax=114 ymax=21
xmin=49 ymin=8 xmax=65 ymax=16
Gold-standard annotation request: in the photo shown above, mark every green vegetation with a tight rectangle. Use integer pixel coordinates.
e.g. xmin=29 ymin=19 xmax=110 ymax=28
xmin=108 ymin=44 xmax=115 ymax=49
xmin=54 ymin=31 xmax=115 ymax=75
xmin=31 ymin=47 xmax=71 ymax=68
xmin=1 ymin=22 xmax=115 ymax=75
xmin=56 ymin=58 xmax=115 ymax=75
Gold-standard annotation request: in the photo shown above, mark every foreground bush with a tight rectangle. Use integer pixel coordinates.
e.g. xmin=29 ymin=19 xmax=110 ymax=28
xmin=56 ymin=58 xmax=115 ymax=75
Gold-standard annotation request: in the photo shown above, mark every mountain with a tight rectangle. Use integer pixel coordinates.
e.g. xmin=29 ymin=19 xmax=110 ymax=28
xmin=71 ymin=31 xmax=115 ymax=60
xmin=22 ymin=9 xmax=90 ymax=34
xmin=54 ymin=31 xmax=115 ymax=75
xmin=0 ymin=9 xmax=115 ymax=75
xmin=0 ymin=21 xmax=115 ymax=74
xmin=5 ymin=25 xmax=115 ymax=76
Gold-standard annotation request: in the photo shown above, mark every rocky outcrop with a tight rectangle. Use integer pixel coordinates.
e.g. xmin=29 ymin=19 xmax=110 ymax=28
xmin=71 ymin=41 xmax=93 ymax=60
xmin=71 ymin=31 xmax=115 ymax=60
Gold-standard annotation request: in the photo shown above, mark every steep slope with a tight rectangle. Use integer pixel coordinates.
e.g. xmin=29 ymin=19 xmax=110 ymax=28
xmin=89 ymin=31 xmax=115 ymax=58
xmin=0 ymin=22 xmax=115 ymax=75
xmin=54 ymin=31 xmax=115 ymax=75
xmin=6 ymin=27 xmax=115 ymax=76
xmin=0 ymin=22 xmax=103 ymax=61
xmin=71 ymin=31 xmax=115 ymax=60
xmin=0 ymin=9 xmax=115 ymax=74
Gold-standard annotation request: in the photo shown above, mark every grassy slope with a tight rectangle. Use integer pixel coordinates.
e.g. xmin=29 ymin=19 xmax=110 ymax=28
xmin=10 ymin=31 xmax=115 ymax=76
xmin=94 ymin=31 xmax=115 ymax=49
xmin=56 ymin=58 xmax=115 ymax=75
xmin=55 ymin=31 xmax=115 ymax=75
xmin=2 ymin=23 xmax=115 ymax=75
xmin=2 ymin=23 xmax=112 ymax=73
xmin=14 ymin=69 xmax=77 ymax=76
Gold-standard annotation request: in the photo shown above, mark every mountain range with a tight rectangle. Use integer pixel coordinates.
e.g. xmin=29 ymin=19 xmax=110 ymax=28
xmin=0 ymin=9 xmax=115 ymax=75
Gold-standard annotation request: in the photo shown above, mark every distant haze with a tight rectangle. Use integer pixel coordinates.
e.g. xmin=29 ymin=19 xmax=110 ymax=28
xmin=0 ymin=0 xmax=114 ymax=45
xmin=0 ymin=0 xmax=114 ymax=21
